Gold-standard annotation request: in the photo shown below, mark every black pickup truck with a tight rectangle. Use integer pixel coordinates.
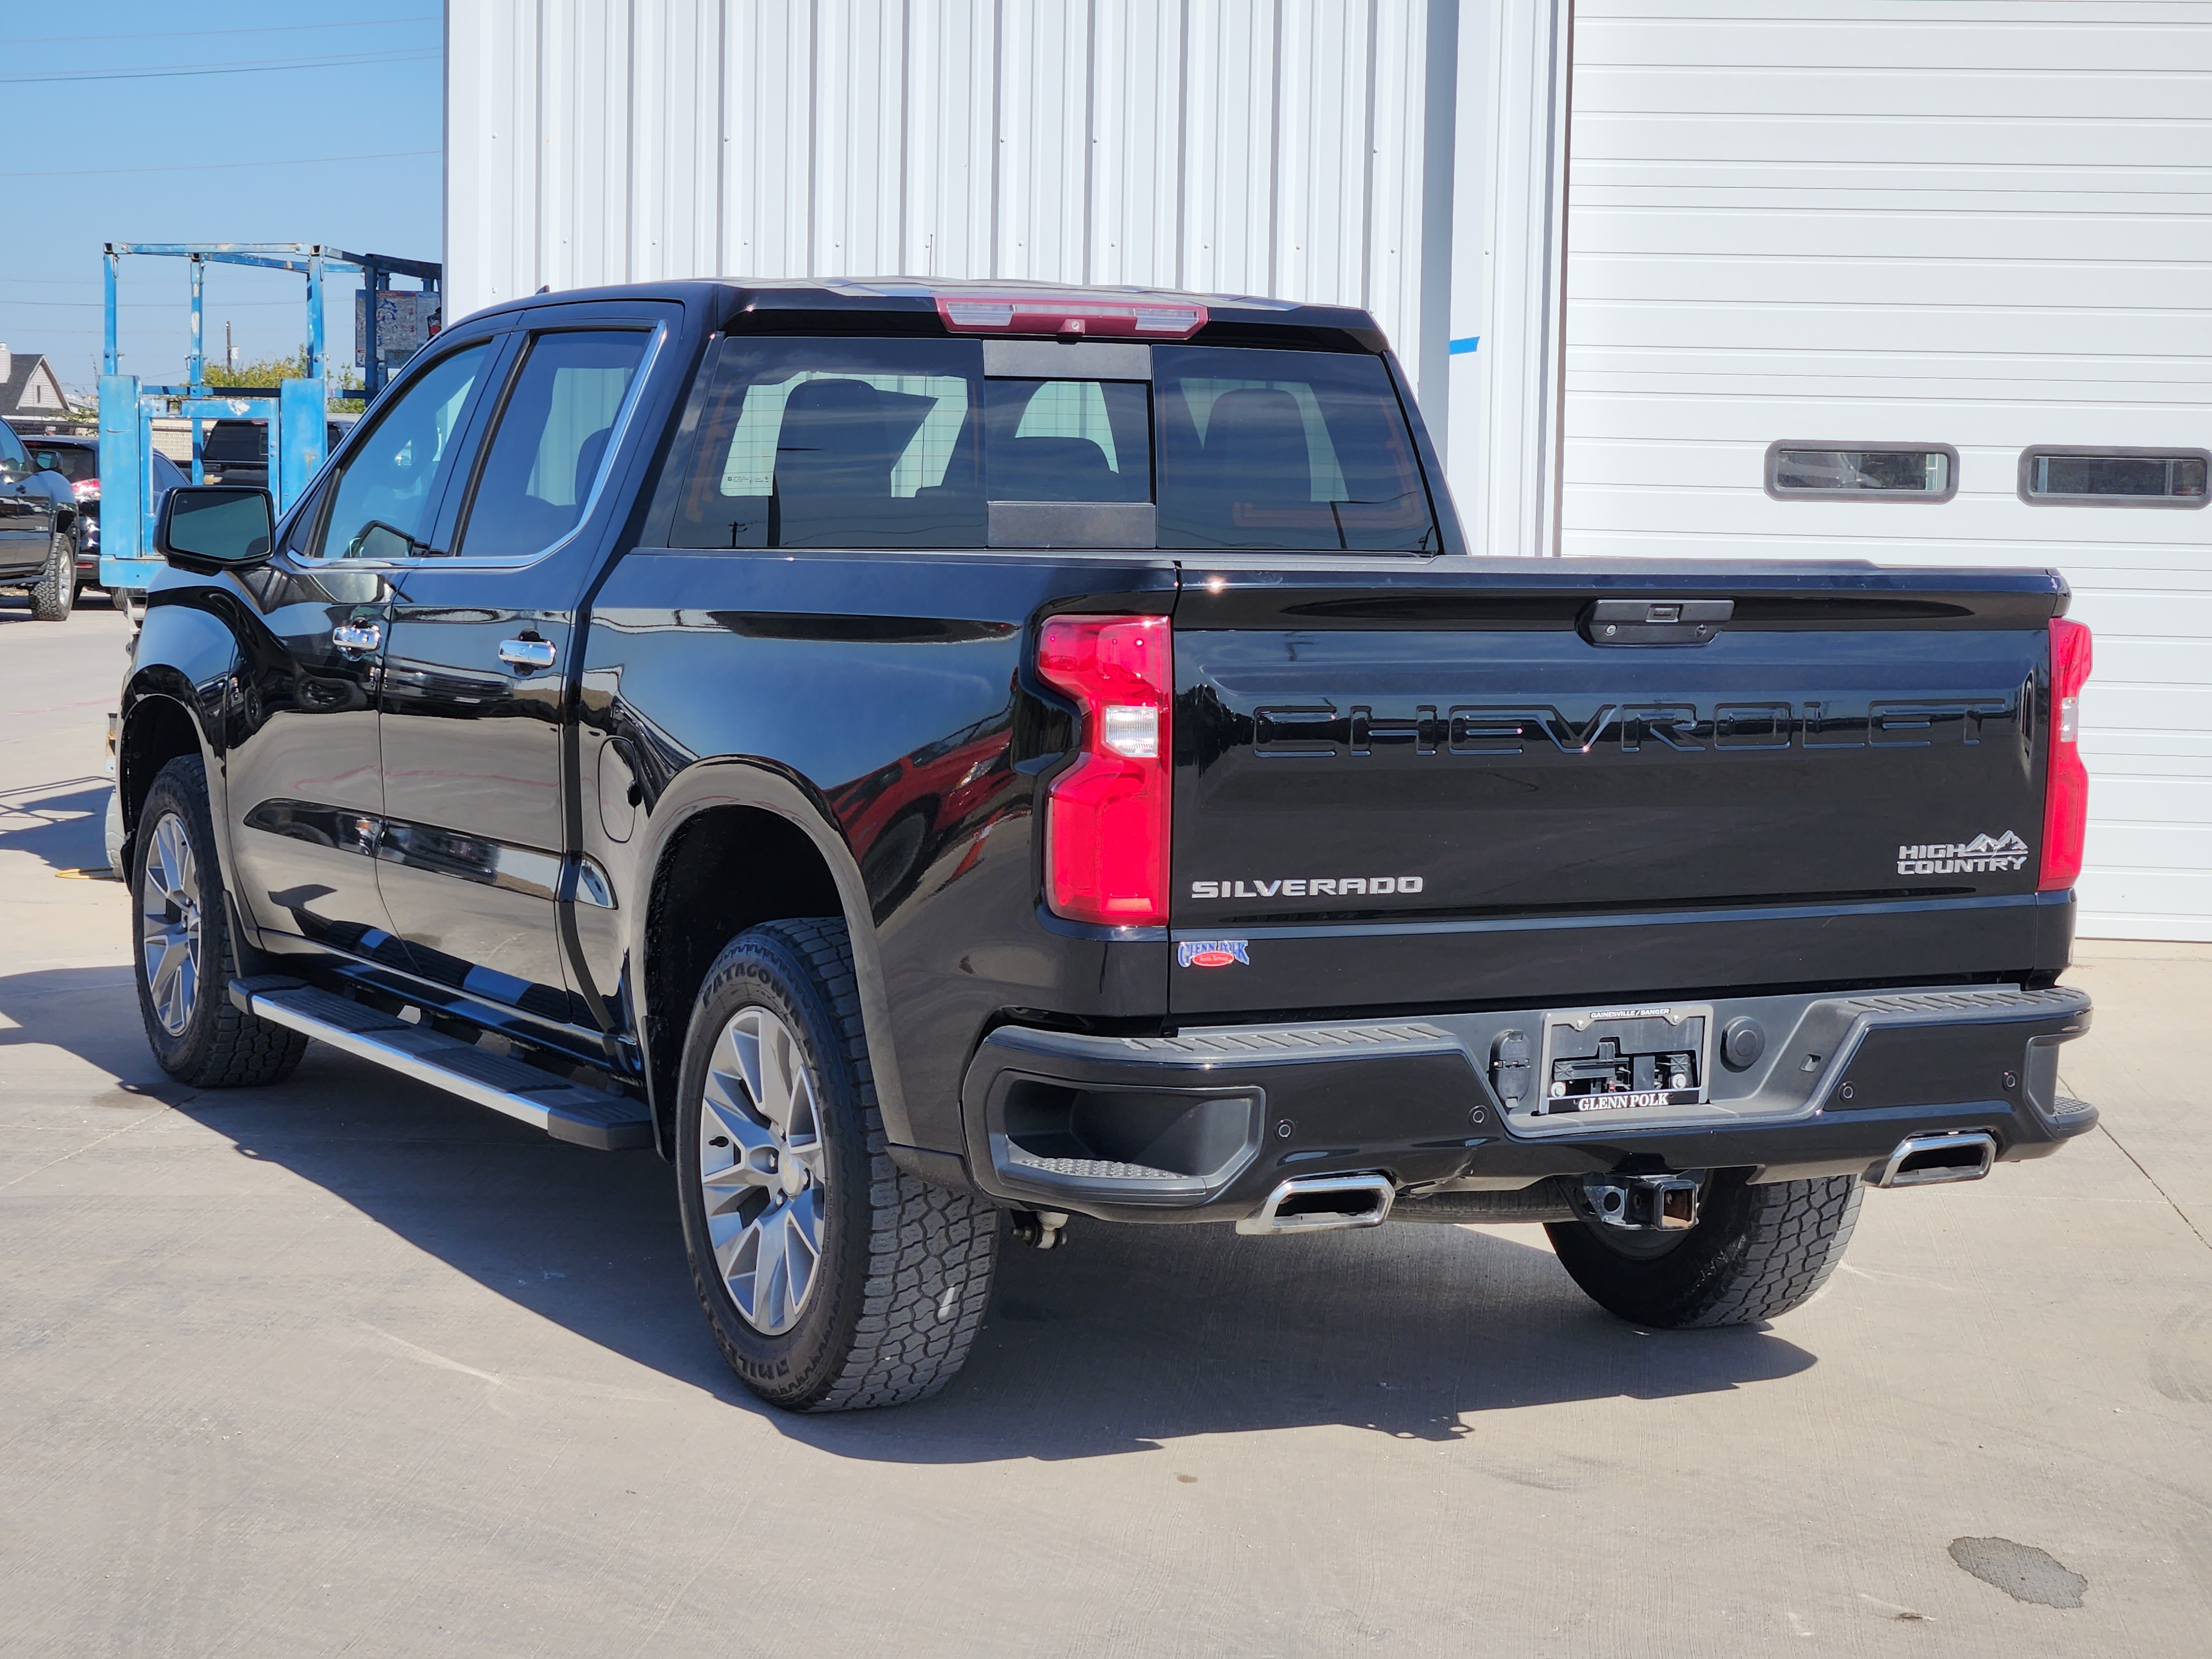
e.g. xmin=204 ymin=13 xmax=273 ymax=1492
xmin=119 ymin=279 xmax=2097 ymax=1412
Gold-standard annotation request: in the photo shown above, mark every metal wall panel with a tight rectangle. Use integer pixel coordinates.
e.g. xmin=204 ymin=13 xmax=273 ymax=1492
xmin=1562 ymin=0 xmax=2212 ymax=940
xmin=447 ymin=0 xmax=1471 ymax=430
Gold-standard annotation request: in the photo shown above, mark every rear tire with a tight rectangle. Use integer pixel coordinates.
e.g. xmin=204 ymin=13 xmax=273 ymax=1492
xmin=132 ymin=755 xmax=309 ymax=1088
xmin=675 ymin=917 xmax=998 ymax=1411
xmin=29 ymin=531 xmax=75 ymax=621
xmin=1546 ymin=1170 xmax=1861 ymax=1328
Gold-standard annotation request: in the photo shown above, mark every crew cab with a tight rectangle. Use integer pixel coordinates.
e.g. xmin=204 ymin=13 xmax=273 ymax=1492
xmin=18 ymin=430 xmax=189 ymax=598
xmin=117 ymin=280 xmax=2097 ymax=1412
xmin=0 ymin=415 xmax=86 ymax=619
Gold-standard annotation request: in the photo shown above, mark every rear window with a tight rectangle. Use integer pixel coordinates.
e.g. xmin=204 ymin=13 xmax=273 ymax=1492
xmin=1152 ymin=346 xmax=1435 ymax=550
xmin=27 ymin=442 xmax=98 ymax=483
xmin=669 ymin=336 xmax=1437 ymax=552
xmin=202 ymin=422 xmax=266 ymax=464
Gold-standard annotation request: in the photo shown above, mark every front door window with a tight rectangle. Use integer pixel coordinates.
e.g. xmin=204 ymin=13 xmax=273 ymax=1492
xmin=311 ymin=344 xmax=490 ymax=560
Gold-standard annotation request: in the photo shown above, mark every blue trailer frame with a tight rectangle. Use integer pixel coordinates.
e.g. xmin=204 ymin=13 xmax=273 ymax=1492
xmin=96 ymin=242 xmax=440 ymax=590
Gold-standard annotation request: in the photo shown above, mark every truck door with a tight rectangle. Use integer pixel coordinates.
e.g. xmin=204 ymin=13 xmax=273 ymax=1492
xmin=224 ymin=337 xmax=502 ymax=958
xmin=0 ymin=421 xmax=50 ymax=576
xmin=373 ymin=315 xmax=661 ymax=1025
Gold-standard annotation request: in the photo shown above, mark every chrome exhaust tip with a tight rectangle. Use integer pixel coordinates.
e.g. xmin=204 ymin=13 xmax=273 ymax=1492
xmin=1235 ymin=1173 xmax=1395 ymax=1236
xmin=1878 ymin=1130 xmax=1997 ymax=1188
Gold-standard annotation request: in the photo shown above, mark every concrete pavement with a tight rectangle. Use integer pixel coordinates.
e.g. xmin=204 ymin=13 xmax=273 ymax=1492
xmin=2 ymin=593 xmax=2206 ymax=1657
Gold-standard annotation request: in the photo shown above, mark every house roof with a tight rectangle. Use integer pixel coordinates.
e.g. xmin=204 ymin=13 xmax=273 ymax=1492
xmin=0 ymin=351 xmax=73 ymax=418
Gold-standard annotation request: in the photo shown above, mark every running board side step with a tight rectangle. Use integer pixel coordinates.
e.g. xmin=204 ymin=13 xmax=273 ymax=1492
xmin=230 ymin=978 xmax=654 ymax=1150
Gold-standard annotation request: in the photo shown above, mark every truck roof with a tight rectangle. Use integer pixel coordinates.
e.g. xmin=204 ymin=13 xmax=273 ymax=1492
xmin=466 ymin=277 xmax=1391 ymax=353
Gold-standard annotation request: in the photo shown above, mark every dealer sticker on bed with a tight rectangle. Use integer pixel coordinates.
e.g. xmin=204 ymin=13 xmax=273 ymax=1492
xmin=1177 ymin=939 xmax=1250 ymax=968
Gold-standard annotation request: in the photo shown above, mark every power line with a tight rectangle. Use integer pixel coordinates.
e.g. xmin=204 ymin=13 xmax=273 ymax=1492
xmin=5 ymin=299 xmax=321 ymax=309
xmin=25 ymin=147 xmax=437 ymax=180
xmin=19 ymin=48 xmax=439 ymax=87
xmin=15 ymin=13 xmax=437 ymax=47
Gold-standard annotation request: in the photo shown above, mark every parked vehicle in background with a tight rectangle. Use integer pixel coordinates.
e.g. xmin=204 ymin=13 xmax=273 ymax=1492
xmin=197 ymin=415 xmax=357 ymax=489
xmin=114 ymin=279 xmax=2099 ymax=1414
xmin=0 ymin=415 xmax=85 ymax=619
xmin=19 ymin=431 xmax=187 ymax=597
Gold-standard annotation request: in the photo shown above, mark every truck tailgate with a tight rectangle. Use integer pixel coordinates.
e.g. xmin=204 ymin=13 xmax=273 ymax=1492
xmin=1168 ymin=561 xmax=2071 ymax=1016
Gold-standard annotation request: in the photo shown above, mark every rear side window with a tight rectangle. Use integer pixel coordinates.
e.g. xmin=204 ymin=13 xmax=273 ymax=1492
xmin=674 ymin=338 xmax=986 ymax=548
xmin=669 ymin=336 xmax=1438 ymax=551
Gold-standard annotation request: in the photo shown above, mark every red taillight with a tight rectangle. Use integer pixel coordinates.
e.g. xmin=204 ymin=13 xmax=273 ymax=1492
xmin=72 ymin=477 xmax=100 ymax=502
xmin=1036 ymin=614 xmax=1172 ymax=925
xmin=935 ymin=294 xmax=1207 ymax=339
xmin=2040 ymin=617 xmax=2093 ymax=891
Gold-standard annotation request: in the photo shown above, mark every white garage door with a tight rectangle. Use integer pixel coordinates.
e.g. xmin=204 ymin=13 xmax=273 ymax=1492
xmin=1561 ymin=0 xmax=2212 ymax=941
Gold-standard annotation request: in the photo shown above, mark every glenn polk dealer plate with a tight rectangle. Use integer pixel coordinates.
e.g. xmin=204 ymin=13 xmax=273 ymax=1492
xmin=1535 ymin=1004 xmax=1714 ymax=1114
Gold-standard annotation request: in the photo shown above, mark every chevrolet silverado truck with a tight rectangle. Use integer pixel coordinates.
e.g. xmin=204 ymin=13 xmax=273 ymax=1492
xmin=118 ymin=279 xmax=2097 ymax=1413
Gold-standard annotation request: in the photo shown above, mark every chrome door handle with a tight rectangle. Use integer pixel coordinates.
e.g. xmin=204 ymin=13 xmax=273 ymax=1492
xmin=498 ymin=637 xmax=557 ymax=671
xmin=332 ymin=623 xmax=382 ymax=655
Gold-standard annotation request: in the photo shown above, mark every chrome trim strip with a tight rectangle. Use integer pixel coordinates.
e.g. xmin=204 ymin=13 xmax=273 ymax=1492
xmin=246 ymin=989 xmax=554 ymax=1133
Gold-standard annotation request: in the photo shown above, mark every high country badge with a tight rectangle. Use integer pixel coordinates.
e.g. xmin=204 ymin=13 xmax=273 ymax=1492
xmin=1898 ymin=831 xmax=2029 ymax=875
xmin=1177 ymin=940 xmax=1250 ymax=968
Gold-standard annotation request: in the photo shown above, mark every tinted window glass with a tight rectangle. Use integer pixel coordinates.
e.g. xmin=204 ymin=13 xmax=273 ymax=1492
xmin=202 ymin=422 xmax=267 ymax=465
xmin=2025 ymin=449 xmax=2208 ymax=504
xmin=1770 ymin=446 xmax=1951 ymax=497
xmin=0 ymin=423 xmax=28 ymax=471
xmin=1153 ymin=347 xmax=1436 ymax=551
xmin=456 ymin=331 xmax=648 ymax=559
xmin=28 ymin=443 xmax=97 ymax=483
xmin=671 ymin=337 xmax=1439 ymax=551
xmin=674 ymin=338 xmax=985 ymax=548
xmin=312 ymin=344 xmax=488 ymax=559
xmin=983 ymin=378 xmax=1151 ymax=502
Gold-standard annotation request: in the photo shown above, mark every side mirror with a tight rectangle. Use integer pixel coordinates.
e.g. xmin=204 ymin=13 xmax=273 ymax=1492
xmin=155 ymin=486 xmax=274 ymax=573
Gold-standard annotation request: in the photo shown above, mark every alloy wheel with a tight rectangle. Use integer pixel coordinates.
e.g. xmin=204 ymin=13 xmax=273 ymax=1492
xmin=697 ymin=1005 xmax=829 ymax=1336
xmin=139 ymin=811 xmax=203 ymax=1037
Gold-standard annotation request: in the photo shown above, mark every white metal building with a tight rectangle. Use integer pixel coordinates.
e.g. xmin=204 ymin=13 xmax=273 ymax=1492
xmin=444 ymin=1 xmax=2212 ymax=938
xmin=1562 ymin=1 xmax=2212 ymax=941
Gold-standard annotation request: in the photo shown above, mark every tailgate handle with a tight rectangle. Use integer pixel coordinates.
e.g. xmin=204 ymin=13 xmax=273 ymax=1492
xmin=1583 ymin=598 xmax=1733 ymax=646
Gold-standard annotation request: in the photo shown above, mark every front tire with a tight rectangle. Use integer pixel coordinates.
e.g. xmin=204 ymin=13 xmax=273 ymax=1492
xmin=132 ymin=755 xmax=308 ymax=1088
xmin=29 ymin=530 xmax=76 ymax=621
xmin=676 ymin=918 xmax=998 ymax=1411
xmin=1546 ymin=1170 xmax=1862 ymax=1328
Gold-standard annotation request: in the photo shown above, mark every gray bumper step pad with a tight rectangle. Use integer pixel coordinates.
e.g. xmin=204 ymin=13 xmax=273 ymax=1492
xmin=229 ymin=978 xmax=653 ymax=1150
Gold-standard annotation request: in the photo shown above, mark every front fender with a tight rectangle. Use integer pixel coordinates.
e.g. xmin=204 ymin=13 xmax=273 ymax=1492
xmin=120 ymin=587 xmax=248 ymax=925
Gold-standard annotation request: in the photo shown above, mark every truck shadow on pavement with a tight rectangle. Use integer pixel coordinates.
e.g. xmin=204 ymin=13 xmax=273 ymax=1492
xmin=0 ymin=964 xmax=1818 ymax=1459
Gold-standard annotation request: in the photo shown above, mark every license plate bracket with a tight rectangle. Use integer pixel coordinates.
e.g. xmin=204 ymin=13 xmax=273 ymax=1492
xmin=1535 ymin=1004 xmax=1714 ymax=1115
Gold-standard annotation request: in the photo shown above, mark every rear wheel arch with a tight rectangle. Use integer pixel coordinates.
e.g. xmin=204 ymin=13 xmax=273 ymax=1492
xmin=635 ymin=763 xmax=909 ymax=1157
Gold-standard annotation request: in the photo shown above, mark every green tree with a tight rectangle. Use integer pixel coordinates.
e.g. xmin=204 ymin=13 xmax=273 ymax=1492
xmin=204 ymin=346 xmax=364 ymax=411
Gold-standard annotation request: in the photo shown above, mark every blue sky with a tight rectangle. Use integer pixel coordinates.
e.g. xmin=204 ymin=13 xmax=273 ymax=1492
xmin=3 ymin=5 xmax=445 ymax=397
